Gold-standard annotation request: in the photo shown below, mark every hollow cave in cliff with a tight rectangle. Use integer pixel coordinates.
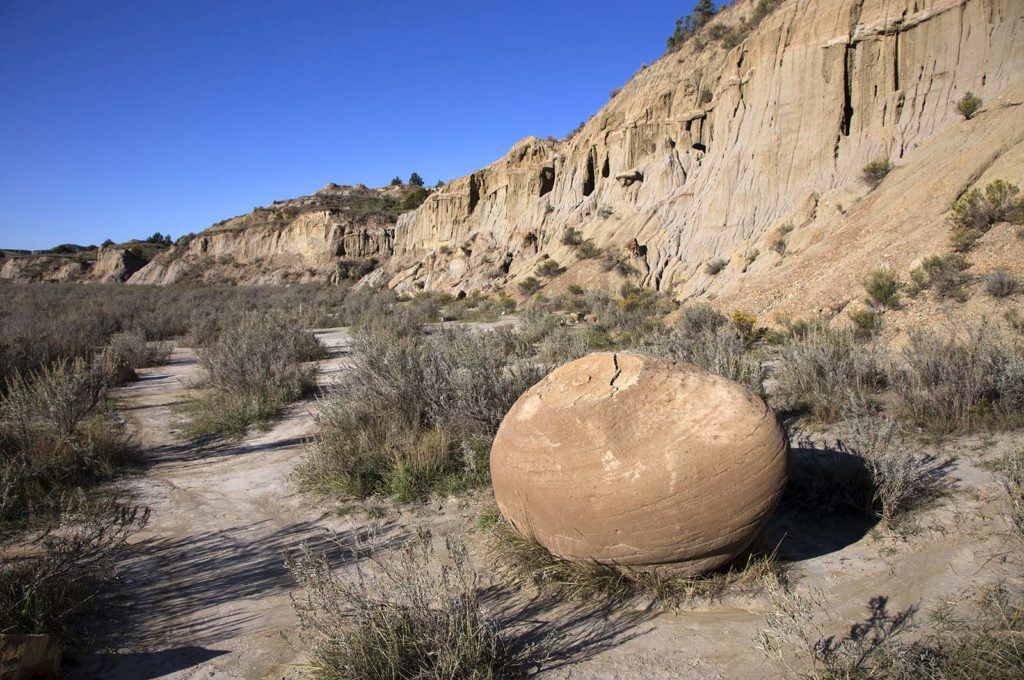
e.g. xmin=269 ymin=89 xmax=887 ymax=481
xmin=539 ymin=166 xmax=555 ymax=197
xmin=582 ymin=154 xmax=596 ymax=197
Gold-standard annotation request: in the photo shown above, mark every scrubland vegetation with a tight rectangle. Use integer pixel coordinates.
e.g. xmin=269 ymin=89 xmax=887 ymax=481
xmin=288 ymin=530 xmax=532 ymax=680
xmin=183 ymin=311 xmax=324 ymax=438
xmin=0 ymin=349 xmax=148 ymax=646
xmin=0 ymin=282 xmax=352 ymax=388
xmin=5 ymin=205 xmax=1024 ymax=679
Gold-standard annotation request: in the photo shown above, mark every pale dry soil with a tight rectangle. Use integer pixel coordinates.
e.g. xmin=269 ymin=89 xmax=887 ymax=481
xmin=67 ymin=328 xmax=1024 ymax=679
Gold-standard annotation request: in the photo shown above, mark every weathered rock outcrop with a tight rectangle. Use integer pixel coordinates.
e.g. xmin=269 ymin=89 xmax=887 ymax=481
xmin=383 ymin=0 xmax=1024 ymax=320
xmin=0 ymin=245 xmax=153 ymax=284
xmin=130 ymin=184 xmax=401 ymax=285
xmin=490 ymin=352 xmax=788 ymax=576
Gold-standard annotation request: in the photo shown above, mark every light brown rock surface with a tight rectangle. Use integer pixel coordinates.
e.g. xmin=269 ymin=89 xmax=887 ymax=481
xmin=129 ymin=184 xmax=403 ymax=285
xmin=382 ymin=0 xmax=1024 ymax=325
xmin=0 ymin=244 xmax=153 ymax=283
xmin=490 ymin=352 xmax=788 ymax=576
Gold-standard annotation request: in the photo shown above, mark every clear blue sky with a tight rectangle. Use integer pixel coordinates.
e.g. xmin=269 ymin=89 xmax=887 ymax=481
xmin=0 ymin=0 xmax=696 ymax=250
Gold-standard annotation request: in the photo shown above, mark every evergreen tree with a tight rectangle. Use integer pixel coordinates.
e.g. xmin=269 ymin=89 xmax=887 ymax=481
xmin=409 ymin=172 xmax=424 ymax=187
xmin=694 ymin=0 xmax=716 ymax=25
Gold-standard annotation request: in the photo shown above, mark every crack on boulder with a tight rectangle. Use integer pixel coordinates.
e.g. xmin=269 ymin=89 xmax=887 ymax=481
xmin=608 ymin=353 xmax=623 ymax=394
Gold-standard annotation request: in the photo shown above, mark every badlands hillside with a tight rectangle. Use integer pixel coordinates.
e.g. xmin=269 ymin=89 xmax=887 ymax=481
xmin=7 ymin=0 xmax=1024 ymax=331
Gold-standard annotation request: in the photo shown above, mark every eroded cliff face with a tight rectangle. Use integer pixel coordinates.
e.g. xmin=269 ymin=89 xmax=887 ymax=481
xmin=129 ymin=185 xmax=401 ymax=285
xmin=383 ymin=0 xmax=1024 ymax=319
xmin=0 ymin=245 xmax=151 ymax=284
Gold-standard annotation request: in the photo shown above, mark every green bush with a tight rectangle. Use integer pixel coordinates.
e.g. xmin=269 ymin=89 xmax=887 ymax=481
xmin=950 ymin=180 xmax=1024 ymax=233
xmin=912 ymin=254 xmax=971 ymax=300
xmin=863 ymin=269 xmax=900 ymax=308
xmin=600 ymin=248 xmax=638 ymax=277
xmin=666 ymin=0 xmax=717 ymax=52
xmin=536 ymin=259 xmax=562 ymax=277
xmin=517 ymin=276 xmax=542 ymax=296
xmin=861 ymin=159 xmax=892 ymax=188
xmin=848 ymin=306 xmax=882 ymax=339
xmin=560 ymin=227 xmax=583 ymax=247
xmin=575 ymin=240 xmax=602 ymax=260
xmin=957 ymin=91 xmax=983 ymax=119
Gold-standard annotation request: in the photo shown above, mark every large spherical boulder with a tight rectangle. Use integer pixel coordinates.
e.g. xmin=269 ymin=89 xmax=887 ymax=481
xmin=490 ymin=352 xmax=787 ymax=576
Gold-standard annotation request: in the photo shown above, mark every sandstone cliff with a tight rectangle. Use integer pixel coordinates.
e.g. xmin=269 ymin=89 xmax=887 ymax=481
xmin=129 ymin=184 xmax=405 ymax=285
xmin=1 ymin=244 xmax=153 ymax=284
xmin=381 ymin=0 xmax=1024 ymax=322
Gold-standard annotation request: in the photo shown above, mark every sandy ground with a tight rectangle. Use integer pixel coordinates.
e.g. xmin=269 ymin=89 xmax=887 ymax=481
xmin=64 ymin=328 xmax=1024 ymax=679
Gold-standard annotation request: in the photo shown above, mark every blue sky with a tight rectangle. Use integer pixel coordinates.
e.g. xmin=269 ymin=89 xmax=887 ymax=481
xmin=0 ymin=0 xmax=697 ymax=249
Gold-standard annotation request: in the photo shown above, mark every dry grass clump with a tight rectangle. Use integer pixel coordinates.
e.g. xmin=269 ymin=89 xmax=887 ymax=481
xmin=841 ymin=417 xmax=949 ymax=522
xmin=482 ymin=509 xmax=784 ymax=605
xmin=0 ymin=496 xmax=147 ymax=645
xmin=889 ymin=325 xmax=1024 ymax=433
xmin=759 ymin=577 xmax=1024 ymax=680
xmin=773 ymin=325 xmax=887 ymax=421
xmin=287 ymin=530 xmax=531 ymax=680
xmin=301 ymin=324 xmax=543 ymax=502
xmin=0 ymin=311 xmax=146 ymax=647
xmin=519 ymin=285 xmax=676 ymax=359
xmin=984 ymin=269 xmax=1019 ymax=298
xmin=790 ymin=417 xmax=948 ymax=524
xmin=705 ymin=258 xmax=727 ymax=275
xmin=184 ymin=311 xmax=323 ymax=439
xmin=645 ymin=303 xmax=766 ymax=395
xmin=0 ymin=357 xmax=131 ymax=527
xmin=600 ymin=248 xmax=638 ymax=277
xmin=994 ymin=448 xmax=1024 ymax=538
xmin=107 ymin=330 xmax=172 ymax=370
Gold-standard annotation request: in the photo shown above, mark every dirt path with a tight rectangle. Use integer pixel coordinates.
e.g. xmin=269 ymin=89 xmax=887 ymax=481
xmin=68 ymin=329 xmax=356 ymax=680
